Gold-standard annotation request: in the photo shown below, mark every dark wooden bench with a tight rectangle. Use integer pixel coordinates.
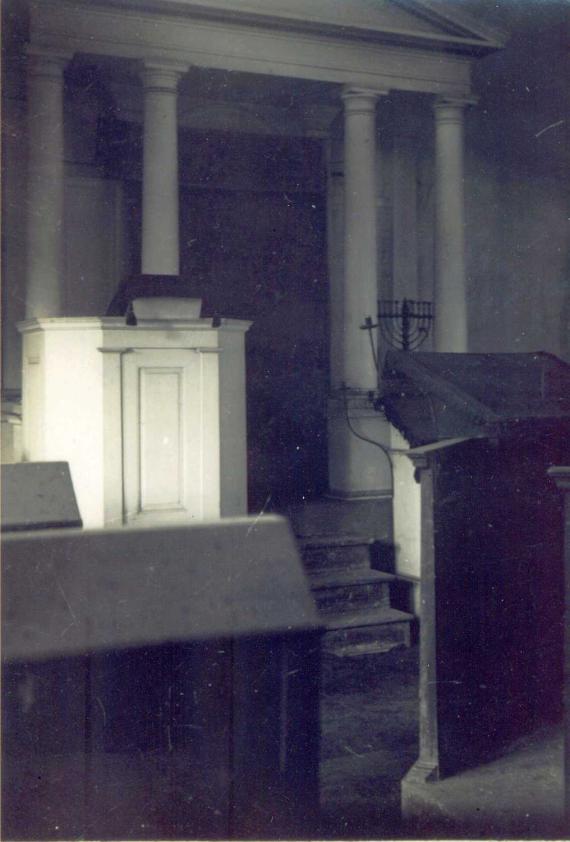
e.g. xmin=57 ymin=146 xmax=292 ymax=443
xmin=2 ymin=516 xmax=322 ymax=840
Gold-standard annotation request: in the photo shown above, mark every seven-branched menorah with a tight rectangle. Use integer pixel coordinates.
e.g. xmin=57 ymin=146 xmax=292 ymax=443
xmin=362 ymin=299 xmax=434 ymax=358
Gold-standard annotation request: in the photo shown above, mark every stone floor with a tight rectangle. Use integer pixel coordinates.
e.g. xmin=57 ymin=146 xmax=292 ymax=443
xmin=318 ymin=644 xmax=419 ymax=839
xmin=315 ymin=644 xmax=565 ymax=841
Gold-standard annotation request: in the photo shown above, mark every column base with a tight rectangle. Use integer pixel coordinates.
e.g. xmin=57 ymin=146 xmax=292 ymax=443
xmin=326 ymin=488 xmax=391 ymax=501
xmin=401 ymin=760 xmax=442 ymax=830
xmin=401 ymin=738 xmax=565 ymax=837
xmin=403 ymin=759 xmax=440 ymax=787
xmin=327 ymin=390 xmax=392 ymax=498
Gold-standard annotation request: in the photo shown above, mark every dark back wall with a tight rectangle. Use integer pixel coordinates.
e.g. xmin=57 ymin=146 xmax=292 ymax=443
xmin=123 ymin=130 xmax=329 ymax=510
xmin=181 ymin=184 xmax=329 ymax=510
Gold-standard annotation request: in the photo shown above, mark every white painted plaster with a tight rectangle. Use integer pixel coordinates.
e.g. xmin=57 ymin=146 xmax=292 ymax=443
xmin=390 ymin=425 xmax=421 ymax=579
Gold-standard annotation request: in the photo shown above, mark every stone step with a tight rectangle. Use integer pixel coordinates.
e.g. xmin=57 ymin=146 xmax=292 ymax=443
xmin=285 ymin=497 xmax=392 ymax=542
xmin=310 ymin=568 xmax=394 ymax=615
xmin=296 ymin=526 xmax=413 ymax=658
xmin=322 ymin=606 xmax=413 ymax=657
xmin=298 ymin=534 xmax=374 ymax=574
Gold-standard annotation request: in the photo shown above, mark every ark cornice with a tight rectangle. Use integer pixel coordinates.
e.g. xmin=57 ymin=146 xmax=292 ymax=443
xmin=37 ymin=0 xmax=505 ymax=57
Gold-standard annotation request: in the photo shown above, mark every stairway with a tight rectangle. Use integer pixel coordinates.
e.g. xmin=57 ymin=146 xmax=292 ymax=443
xmin=298 ymin=534 xmax=414 ymax=657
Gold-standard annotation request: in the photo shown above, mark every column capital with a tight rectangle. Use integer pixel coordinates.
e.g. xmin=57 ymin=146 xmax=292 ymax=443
xmin=142 ymin=59 xmax=189 ymax=94
xmin=341 ymin=86 xmax=388 ymax=113
xmin=433 ymin=94 xmax=478 ymax=121
xmin=26 ymin=46 xmax=73 ymax=80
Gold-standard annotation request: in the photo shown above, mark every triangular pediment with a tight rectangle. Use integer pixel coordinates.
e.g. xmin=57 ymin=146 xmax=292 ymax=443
xmin=134 ymin=0 xmax=505 ymax=54
xmin=399 ymin=0 xmax=506 ymax=46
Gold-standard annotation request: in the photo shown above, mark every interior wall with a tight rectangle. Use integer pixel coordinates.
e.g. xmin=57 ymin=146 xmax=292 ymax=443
xmin=63 ymin=177 xmax=125 ymax=316
xmin=390 ymin=93 xmax=436 ymax=355
xmin=1 ymin=2 xmax=27 ymax=395
xmin=387 ymin=4 xmax=569 ymax=364
xmin=176 ymin=132 xmax=329 ymax=510
xmin=464 ymin=0 xmax=570 ymax=360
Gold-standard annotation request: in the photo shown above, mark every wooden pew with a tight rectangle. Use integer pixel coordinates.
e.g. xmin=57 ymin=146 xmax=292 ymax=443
xmin=2 ymin=516 xmax=322 ymax=840
xmin=1 ymin=461 xmax=82 ymax=532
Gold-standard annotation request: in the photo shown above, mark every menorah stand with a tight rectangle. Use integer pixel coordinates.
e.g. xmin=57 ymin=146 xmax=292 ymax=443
xmin=362 ymin=299 xmax=434 ymax=357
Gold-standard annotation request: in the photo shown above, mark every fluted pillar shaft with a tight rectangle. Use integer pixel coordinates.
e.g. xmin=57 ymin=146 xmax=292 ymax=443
xmin=141 ymin=62 xmax=186 ymax=276
xmin=25 ymin=50 xmax=70 ymax=317
xmin=341 ymin=87 xmax=384 ymax=391
xmin=433 ymin=96 xmax=474 ymax=352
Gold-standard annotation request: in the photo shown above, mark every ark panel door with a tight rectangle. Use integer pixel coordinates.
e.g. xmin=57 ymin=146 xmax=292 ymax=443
xmin=121 ymin=348 xmax=220 ymax=524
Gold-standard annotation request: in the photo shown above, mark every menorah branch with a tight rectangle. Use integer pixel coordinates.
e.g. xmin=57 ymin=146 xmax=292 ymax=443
xmin=377 ymin=299 xmax=434 ymax=352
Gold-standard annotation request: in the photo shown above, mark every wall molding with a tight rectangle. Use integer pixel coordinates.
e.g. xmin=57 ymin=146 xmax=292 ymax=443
xmin=31 ymin=1 xmax=473 ymax=95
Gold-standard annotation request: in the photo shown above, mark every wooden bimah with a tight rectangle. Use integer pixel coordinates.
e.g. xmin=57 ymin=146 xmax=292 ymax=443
xmin=2 ymin=516 xmax=322 ymax=840
xmin=548 ymin=467 xmax=570 ymax=827
xmin=381 ymin=352 xmax=570 ymax=829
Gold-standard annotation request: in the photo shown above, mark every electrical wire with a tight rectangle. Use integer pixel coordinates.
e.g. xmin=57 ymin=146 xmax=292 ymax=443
xmin=340 ymin=384 xmax=395 ymax=491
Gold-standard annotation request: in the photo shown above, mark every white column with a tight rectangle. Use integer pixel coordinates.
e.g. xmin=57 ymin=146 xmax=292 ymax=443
xmin=341 ymin=86 xmax=384 ymax=390
xmin=327 ymin=87 xmax=392 ymax=499
xmin=326 ymin=132 xmax=345 ymax=391
xmin=141 ymin=61 xmax=187 ymax=276
xmin=433 ymin=96 xmax=475 ymax=352
xmin=25 ymin=49 xmax=70 ymax=317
